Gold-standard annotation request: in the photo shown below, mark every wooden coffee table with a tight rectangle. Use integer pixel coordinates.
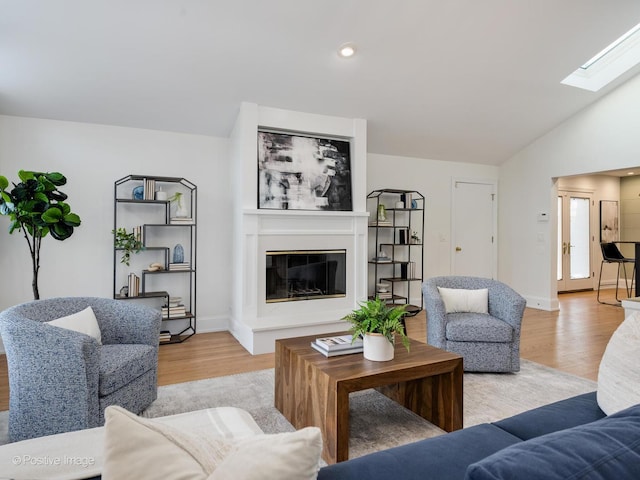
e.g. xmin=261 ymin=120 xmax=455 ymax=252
xmin=274 ymin=333 xmax=463 ymax=464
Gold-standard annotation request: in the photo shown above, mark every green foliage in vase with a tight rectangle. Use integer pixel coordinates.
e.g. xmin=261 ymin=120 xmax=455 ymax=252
xmin=112 ymin=227 xmax=145 ymax=266
xmin=0 ymin=170 xmax=82 ymax=299
xmin=342 ymin=297 xmax=410 ymax=351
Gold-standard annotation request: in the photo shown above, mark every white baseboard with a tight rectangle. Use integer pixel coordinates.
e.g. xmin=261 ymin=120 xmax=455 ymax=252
xmin=524 ymin=296 xmax=559 ymax=311
xmin=193 ymin=314 xmax=229 ymax=334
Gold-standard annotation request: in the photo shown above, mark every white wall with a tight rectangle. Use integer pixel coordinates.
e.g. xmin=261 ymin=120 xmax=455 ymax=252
xmin=367 ymin=153 xmax=499 ymax=280
xmin=0 ymin=115 xmax=231 ymax=335
xmin=500 ymin=72 xmax=640 ymax=309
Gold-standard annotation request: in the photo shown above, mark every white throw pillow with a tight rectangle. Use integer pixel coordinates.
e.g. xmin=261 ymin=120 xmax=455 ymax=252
xmin=437 ymin=287 xmax=489 ymax=314
xmin=102 ymin=406 xmax=323 ymax=480
xmin=597 ymin=311 xmax=640 ymax=415
xmin=208 ymin=427 xmax=323 ymax=480
xmin=103 ymin=405 xmax=222 ymax=480
xmin=47 ymin=306 xmax=102 ymax=344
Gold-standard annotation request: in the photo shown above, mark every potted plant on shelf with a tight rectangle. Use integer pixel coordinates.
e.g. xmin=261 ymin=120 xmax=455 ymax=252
xmin=342 ymin=297 xmax=410 ymax=361
xmin=112 ymin=227 xmax=144 ymax=266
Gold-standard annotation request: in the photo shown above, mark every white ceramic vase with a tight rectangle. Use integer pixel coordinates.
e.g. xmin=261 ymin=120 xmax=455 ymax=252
xmin=173 ymin=192 xmax=189 ymax=218
xmin=363 ymin=333 xmax=395 ymax=361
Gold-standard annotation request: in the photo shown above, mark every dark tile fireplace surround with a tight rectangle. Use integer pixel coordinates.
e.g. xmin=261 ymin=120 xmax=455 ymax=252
xmin=266 ymin=249 xmax=347 ymax=303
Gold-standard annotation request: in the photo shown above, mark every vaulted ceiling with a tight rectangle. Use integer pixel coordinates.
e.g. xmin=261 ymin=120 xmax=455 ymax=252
xmin=3 ymin=1 xmax=640 ymax=165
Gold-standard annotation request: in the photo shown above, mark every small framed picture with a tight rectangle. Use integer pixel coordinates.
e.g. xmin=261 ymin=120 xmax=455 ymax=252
xmin=600 ymin=200 xmax=619 ymax=243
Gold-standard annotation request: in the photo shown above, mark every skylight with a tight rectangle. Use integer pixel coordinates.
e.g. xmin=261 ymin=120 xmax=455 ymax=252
xmin=561 ymin=22 xmax=640 ymax=92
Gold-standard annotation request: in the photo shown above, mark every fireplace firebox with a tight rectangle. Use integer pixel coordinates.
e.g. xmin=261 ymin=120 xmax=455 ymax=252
xmin=266 ymin=250 xmax=346 ymax=303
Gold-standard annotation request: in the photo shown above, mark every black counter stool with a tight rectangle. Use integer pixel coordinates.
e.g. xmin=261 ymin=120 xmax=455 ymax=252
xmin=597 ymin=242 xmax=635 ymax=304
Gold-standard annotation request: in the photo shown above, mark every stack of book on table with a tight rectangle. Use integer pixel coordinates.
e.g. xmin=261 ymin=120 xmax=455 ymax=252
xmin=311 ymin=334 xmax=363 ymax=357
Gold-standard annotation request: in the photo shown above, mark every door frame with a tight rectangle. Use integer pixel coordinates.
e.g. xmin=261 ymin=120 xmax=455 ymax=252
xmin=450 ymin=177 xmax=498 ymax=279
xmin=556 ymin=188 xmax=595 ymax=292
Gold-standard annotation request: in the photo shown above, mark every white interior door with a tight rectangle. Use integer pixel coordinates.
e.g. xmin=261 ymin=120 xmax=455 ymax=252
xmin=557 ymin=191 xmax=592 ymax=292
xmin=452 ymin=180 xmax=496 ymax=278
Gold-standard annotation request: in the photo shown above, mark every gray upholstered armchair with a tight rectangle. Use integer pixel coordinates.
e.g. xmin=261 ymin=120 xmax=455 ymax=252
xmin=422 ymin=276 xmax=526 ymax=373
xmin=0 ymin=297 xmax=162 ymax=442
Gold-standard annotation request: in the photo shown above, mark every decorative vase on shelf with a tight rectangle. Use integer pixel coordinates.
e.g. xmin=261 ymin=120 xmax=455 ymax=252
xmin=173 ymin=244 xmax=184 ymax=264
xmin=169 ymin=192 xmax=189 ymax=218
xmin=155 ymin=187 xmax=167 ymax=201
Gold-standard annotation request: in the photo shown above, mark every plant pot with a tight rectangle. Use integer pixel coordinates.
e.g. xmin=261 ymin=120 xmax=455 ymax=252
xmin=363 ymin=333 xmax=394 ymax=361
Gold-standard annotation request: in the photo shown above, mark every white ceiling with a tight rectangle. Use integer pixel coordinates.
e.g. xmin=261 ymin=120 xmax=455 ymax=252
xmin=3 ymin=0 xmax=640 ymax=165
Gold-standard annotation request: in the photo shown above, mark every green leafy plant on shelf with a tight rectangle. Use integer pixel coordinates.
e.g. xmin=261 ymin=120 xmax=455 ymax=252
xmin=112 ymin=227 xmax=145 ymax=266
xmin=342 ymin=297 xmax=410 ymax=352
xmin=0 ymin=170 xmax=82 ymax=299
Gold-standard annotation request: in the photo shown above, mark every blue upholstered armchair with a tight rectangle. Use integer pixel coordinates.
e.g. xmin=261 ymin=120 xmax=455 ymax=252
xmin=422 ymin=276 xmax=526 ymax=373
xmin=0 ymin=297 xmax=162 ymax=442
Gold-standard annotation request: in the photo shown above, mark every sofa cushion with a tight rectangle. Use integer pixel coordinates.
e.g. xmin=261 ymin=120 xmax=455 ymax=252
xmin=318 ymin=424 xmax=522 ymax=480
xmin=446 ymin=313 xmax=513 ymax=343
xmin=494 ymin=391 xmax=605 ymax=441
xmin=598 ymin=310 xmax=640 ymax=415
xmin=99 ymin=344 xmax=156 ymax=396
xmin=465 ymin=404 xmax=640 ymax=480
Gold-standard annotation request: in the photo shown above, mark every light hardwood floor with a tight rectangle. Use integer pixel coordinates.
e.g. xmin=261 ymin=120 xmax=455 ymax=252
xmin=0 ymin=290 xmax=626 ymax=411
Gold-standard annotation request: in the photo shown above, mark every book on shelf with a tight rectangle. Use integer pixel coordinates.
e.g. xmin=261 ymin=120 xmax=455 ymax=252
xmin=127 ymin=273 xmax=140 ymax=297
xmin=314 ymin=334 xmax=363 ymax=352
xmin=376 ymin=292 xmax=393 ymax=299
xmin=170 ymin=217 xmax=194 ymax=224
xmin=310 ymin=342 xmax=363 ymax=357
xmin=169 ymin=262 xmax=191 ymax=271
xmin=143 ymin=178 xmax=156 ymax=200
xmin=401 ymin=192 xmax=412 ymax=209
xmin=133 ymin=225 xmax=144 ymax=244
xmin=399 ymin=261 xmax=416 ymax=279
xmin=162 ymin=304 xmax=186 ymax=317
xmin=398 ymin=228 xmax=408 ymax=245
xmin=162 ymin=305 xmax=187 ymax=317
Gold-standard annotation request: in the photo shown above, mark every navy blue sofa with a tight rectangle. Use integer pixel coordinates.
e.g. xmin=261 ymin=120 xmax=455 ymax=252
xmin=318 ymin=392 xmax=640 ymax=479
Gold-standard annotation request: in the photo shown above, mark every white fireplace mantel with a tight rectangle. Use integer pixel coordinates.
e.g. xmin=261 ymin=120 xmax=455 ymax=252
xmin=229 ymin=103 xmax=368 ymax=354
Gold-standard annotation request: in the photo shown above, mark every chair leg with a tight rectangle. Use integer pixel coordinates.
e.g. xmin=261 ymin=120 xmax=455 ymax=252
xmin=597 ymin=260 xmax=606 ymax=304
xmin=616 ymin=263 xmax=624 ymax=302
xmin=616 ymin=262 xmax=632 ymax=302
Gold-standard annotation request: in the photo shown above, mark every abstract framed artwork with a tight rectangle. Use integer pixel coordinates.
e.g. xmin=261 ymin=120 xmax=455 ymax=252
xmin=257 ymin=131 xmax=353 ymax=211
xmin=600 ymin=200 xmax=619 ymax=243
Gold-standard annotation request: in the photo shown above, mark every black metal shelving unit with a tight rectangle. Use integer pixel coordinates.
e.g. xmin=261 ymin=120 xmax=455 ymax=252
xmin=113 ymin=175 xmax=197 ymax=344
xmin=367 ymin=189 xmax=425 ymax=316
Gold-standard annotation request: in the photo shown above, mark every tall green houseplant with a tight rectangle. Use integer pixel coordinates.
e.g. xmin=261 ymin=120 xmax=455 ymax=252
xmin=0 ymin=170 xmax=82 ymax=299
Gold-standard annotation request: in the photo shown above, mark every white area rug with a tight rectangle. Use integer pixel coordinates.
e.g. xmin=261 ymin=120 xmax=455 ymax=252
xmin=0 ymin=359 xmax=596 ymax=458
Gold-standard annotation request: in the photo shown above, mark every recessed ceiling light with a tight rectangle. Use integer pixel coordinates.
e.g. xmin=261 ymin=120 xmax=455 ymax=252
xmin=338 ymin=42 xmax=357 ymax=58
xmin=628 ymin=171 xmax=635 ymax=175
